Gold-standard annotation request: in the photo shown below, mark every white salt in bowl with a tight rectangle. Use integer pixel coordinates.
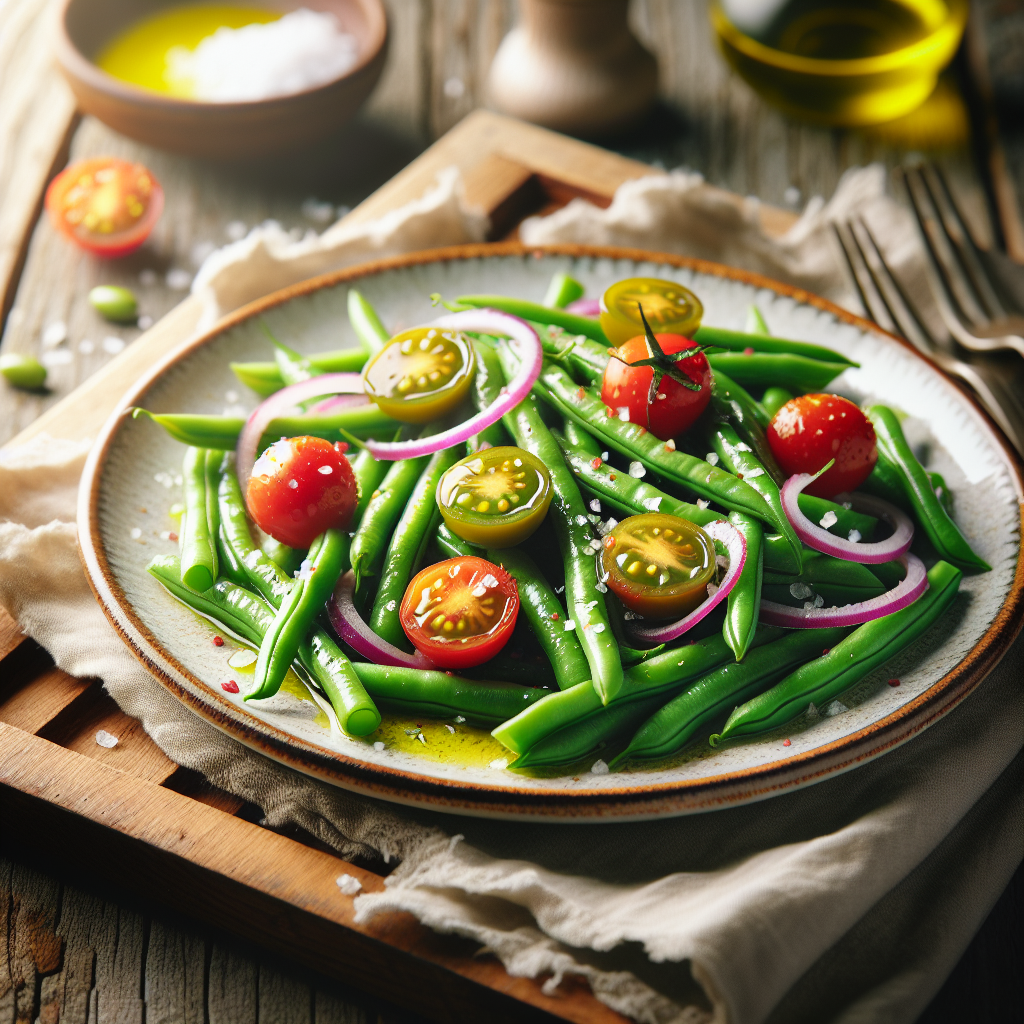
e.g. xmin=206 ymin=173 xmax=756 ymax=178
xmin=55 ymin=0 xmax=388 ymax=159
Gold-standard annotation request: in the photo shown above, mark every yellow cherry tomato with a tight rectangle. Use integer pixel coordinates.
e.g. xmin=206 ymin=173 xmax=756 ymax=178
xmin=436 ymin=446 xmax=552 ymax=547
xmin=601 ymin=513 xmax=716 ymax=620
xmin=362 ymin=326 xmax=476 ymax=423
xmin=599 ymin=277 xmax=703 ymax=346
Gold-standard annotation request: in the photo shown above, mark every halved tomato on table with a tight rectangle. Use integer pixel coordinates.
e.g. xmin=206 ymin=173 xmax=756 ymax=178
xmin=400 ymin=556 xmax=519 ymax=669
xmin=45 ymin=157 xmax=163 ymax=258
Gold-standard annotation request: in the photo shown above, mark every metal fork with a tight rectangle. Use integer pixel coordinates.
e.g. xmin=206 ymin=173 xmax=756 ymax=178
xmin=896 ymin=164 xmax=1024 ymax=357
xmin=832 ymin=218 xmax=1024 ymax=456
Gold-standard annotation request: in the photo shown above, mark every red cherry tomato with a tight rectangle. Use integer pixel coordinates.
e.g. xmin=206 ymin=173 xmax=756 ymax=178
xmin=246 ymin=436 xmax=357 ymax=548
xmin=45 ymin=157 xmax=163 ymax=258
xmin=600 ymin=333 xmax=712 ymax=440
xmin=399 ymin=556 xmax=519 ymax=669
xmin=766 ymin=394 xmax=878 ymax=498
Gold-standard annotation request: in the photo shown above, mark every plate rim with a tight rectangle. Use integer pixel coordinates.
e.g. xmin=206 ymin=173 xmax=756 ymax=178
xmin=77 ymin=241 xmax=1024 ymax=821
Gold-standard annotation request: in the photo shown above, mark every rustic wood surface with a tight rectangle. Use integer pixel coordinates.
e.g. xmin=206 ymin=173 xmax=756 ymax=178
xmin=0 ymin=0 xmax=1021 ymax=1021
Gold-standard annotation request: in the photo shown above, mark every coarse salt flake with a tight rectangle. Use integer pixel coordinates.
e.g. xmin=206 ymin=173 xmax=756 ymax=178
xmin=489 ymin=757 xmax=509 ymax=770
xmin=642 ymin=496 xmax=662 ymax=511
xmin=589 ymin=499 xmax=602 ymax=513
xmin=628 ymin=461 xmax=646 ymax=479
xmin=564 ymin=620 xmax=576 ymax=631
xmin=373 ymin=741 xmax=385 ymax=751
xmin=705 ymin=452 xmax=719 ymax=466
xmin=228 ymin=649 xmax=258 ymax=668
xmin=696 ymin=499 xmax=710 ymax=510
xmin=130 ymin=527 xmax=142 ymax=539
xmin=95 ymin=730 xmax=118 ymax=748
xmin=848 ymin=529 xmax=862 ymax=543
xmin=335 ymin=873 xmax=363 ymax=896
xmin=591 ymin=759 xmax=609 ymax=775
xmin=819 ymin=510 xmax=838 ymax=529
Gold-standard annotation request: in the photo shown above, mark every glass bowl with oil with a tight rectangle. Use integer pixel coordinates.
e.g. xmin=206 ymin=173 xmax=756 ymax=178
xmin=710 ymin=0 xmax=968 ymax=126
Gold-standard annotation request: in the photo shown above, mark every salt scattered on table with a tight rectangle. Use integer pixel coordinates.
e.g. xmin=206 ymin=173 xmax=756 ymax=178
xmin=225 ymin=221 xmax=248 ymax=242
xmin=102 ymin=336 xmax=125 ymax=354
xmin=335 ymin=873 xmax=362 ymax=896
xmin=165 ymin=269 xmax=192 ymax=291
xmin=95 ymin=730 xmax=118 ymax=748
xmin=42 ymin=321 xmax=67 ymax=348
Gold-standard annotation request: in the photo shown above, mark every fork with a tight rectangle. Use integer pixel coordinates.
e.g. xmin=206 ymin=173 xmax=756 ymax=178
xmin=896 ymin=164 xmax=1024 ymax=358
xmin=832 ymin=218 xmax=1024 ymax=457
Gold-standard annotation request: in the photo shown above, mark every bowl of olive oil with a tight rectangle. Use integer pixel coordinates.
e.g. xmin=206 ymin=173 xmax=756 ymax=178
xmin=710 ymin=0 xmax=968 ymax=126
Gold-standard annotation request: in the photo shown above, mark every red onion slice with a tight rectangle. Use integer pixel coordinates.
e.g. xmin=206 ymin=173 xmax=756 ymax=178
xmin=782 ymin=476 xmax=914 ymax=564
xmin=624 ymin=520 xmax=747 ymax=644
xmin=565 ymin=298 xmax=601 ymax=317
xmin=236 ymin=372 xmax=363 ymax=494
xmin=328 ymin=570 xmax=435 ymax=669
xmin=307 ymin=393 xmax=369 ymax=415
xmin=363 ymin=309 xmax=542 ymax=461
xmin=760 ymin=553 xmax=928 ymax=628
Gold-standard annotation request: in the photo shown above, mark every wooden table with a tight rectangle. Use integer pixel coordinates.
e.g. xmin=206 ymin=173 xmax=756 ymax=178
xmin=1 ymin=0 xmax=1021 ymax=1021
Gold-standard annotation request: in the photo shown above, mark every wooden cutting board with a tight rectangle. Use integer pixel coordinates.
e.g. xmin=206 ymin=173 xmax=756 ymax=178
xmin=0 ymin=109 xmax=798 ymax=1024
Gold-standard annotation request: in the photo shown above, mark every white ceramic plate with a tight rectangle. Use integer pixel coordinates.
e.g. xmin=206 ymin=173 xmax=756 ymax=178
xmin=78 ymin=244 xmax=1024 ymax=820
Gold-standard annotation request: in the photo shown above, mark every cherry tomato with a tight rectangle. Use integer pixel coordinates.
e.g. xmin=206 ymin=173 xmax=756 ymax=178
xmin=437 ymin=446 xmax=552 ymax=548
xmin=45 ymin=158 xmax=163 ymax=258
xmin=600 ymin=277 xmax=703 ymax=346
xmin=600 ymin=332 xmax=713 ymax=440
xmin=246 ymin=436 xmax=357 ymax=548
xmin=601 ymin=513 xmax=717 ymax=620
xmin=400 ymin=556 xmax=519 ymax=669
xmin=362 ymin=326 xmax=476 ymax=423
xmin=767 ymin=394 xmax=878 ymax=498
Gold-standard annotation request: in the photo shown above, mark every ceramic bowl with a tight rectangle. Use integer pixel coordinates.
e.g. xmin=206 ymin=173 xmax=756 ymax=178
xmin=78 ymin=244 xmax=1024 ymax=821
xmin=55 ymin=0 xmax=388 ymax=159
xmin=710 ymin=0 xmax=967 ymax=126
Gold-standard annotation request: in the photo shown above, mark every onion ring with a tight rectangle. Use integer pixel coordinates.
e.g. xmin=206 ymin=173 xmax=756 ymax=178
xmin=624 ymin=519 xmax=747 ymax=644
xmin=565 ymin=298 xmax=601 ymax=317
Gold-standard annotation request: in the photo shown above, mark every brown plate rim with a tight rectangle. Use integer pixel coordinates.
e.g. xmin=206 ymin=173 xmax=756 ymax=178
xmin=77 ymin=242 xmax=1024 ymax=820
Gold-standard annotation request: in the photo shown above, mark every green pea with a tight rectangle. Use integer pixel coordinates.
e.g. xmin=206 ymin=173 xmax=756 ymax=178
xmin=89 ymin=285 xmax=138 ymax=323
xmin=0 ymin=353 xmax=46 ymax=390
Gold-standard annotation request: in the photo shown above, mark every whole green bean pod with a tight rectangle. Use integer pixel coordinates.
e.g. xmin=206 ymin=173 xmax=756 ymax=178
xmin=231 ymin=347 xmax=369 ymax=396
xmin=866 ymin=406 xmax=990 ymax=573
xmin=762 ymin=386 xmax=794 ymax=419
xmin=368 ymin=446 xmax=463 ymax=648
xmin=745 ymin=306 xmax=770 ymax=335
xmin=350 ymin=447 xmax=391 ymax=525
xmin=797 ymin=493 xmax=878 ymax=542
xmin=249 ymin=529 xmax=348 ymax=701
xmin=706 ymin=352 xmax=848 ymax=395
xmin=535 ymin=360 xmax=781 ymax=531
xmin=724 ymin=512 xmax=763 ymax=661
xmin=613 ymin=626 xmax=852 ymax=765
xmin=180 ymin=447 xmax=218 ymax=592
xmin=500 ymin=378 xmax=623 ymax=704
xmin=350 ymin=662 xmax=545 ymax=726
xmin=487 ymin=545 xmax=590 ymax=691
xmin=712 ymin=560 xmax=963 ymax=743
xmin=348 ymin=288 xmax=391 ymax=355
xmin=217 ymin=522 xmax=250 ymax=586
xmin=436 ymin=522 xmax=478 ymax=559
xmin=544 ymin=273 xmax=585 ymax=309
xmin=350 ymin=455 xmax=429 ymax=587
xmin=468 ymin=341 xmax=513 ymax=451
xmin=693 ymin=325 xmax=858 ymax=366
xmin=763 ymin=551 xmax=887 ymax=608
xmin=306 ymin=631 xmax=381 ymax=735
xmin=132 ymin=404 xmax=398 ymax=450
xmin=561 ymin=419 xmax=603 ymax=458
xmin=204 ymin=448 xmax=223 ymax=566
xmin=456 ymin=294 xmax=611 ymax=344
xmin=493 ymin=630 xmax=748 ymax=755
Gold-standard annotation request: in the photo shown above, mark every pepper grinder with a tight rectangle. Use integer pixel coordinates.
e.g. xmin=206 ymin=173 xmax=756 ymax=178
xmin=488 ymin=0 xmax=659 ymax=138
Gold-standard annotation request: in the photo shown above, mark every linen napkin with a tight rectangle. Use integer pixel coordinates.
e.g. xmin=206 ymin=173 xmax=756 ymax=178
xmin=1 ymin=163 xmax=1020 ymax=1024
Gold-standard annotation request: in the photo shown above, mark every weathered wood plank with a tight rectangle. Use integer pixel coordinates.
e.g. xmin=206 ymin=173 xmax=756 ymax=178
xmin=144 ymin=920 xmax=205 ymax=1024
xmin=208 ymin=945 xmax=258 ymax=1024
xmin=0 ymin=668 xmax=94 ymax=736
xmin=0 ymin=608 xmax=27 ymax=663
xmin=258 ymin=966 xmax=313 ymax=1024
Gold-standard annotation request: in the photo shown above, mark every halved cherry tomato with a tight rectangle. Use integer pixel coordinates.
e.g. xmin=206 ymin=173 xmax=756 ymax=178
xmin=436 ymin=446 xmax=552 ymax=548
xmin=767 ymin=394 xmax=877 ymax=498
xmin=362 ymin=326 xmax=476 ymax=423
xmin=45 ymin=157 xmax=163 ymax=258
xmin=600 ymin=332 xmax=713 ymax=440
xmin=600 ymin=277 xmax=703 ymax=346
xmin=400 ymin=556 xmax=519 ymax=669
xmin=601 ymin=513 xmax=716 ymax=620
xmin=246 ymin=435 xmax=357 ymax=548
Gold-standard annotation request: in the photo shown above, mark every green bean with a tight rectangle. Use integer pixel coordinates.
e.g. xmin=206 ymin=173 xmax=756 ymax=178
xmin=350 ymin=447 xmax=390 ymax=524
xmin=350 ymin=455 xmax=428 ymax=588
xmin=350 ymin=662 xmax=545 ymax=726
xmin=457 ymin=294 xmax=611 ymax=344
xmin=866 ymin=406 xmax=990 ymax=573
xmin=436 ymin=522 xmax=478 ymax=559
xmin=746 ymin=306 xmax=770 ymax=335
xmin=724 ymin=512 xmax=763 ymax=661
xmin=180 ymin=447 xmax=218 ymax=592
xmin=712 ymin=560 xmax=963 ymax=743
xmin=544 ymin=273 xmax=585 ymax=309
xmin=348 ymin=288 xmax=391 ymax=355
xmin=230 ymin=348 xmax=369 ymax=397
xmin=763 ymin=551 xmax=886 ymax=607
xmin=500 ymin=378 xmax=623 ymax=704
xmin=693 ymin=325 xmax=858 ymax=367
xmin=488 ymin=546 xmax=590 ymax=690
xmin=249 ymin=529 xmax=348 ymax=701
xmin=798 ymin=493 xmax=878 ymax=542
xmin=707 ymin=420 xmax=801 ymax=571
xmin=708 ymin=366 xmax=772 ymax=448
xmin=131 ymin=404 xmax=398 ymax=450
xmin=762 ymin=386 xmax=794 ymax=419
xmin=602 ymin=592 xmax=665 ymax=667
xmin=306 ymin=631 xmax=381 ymax=735
xmin=262 ymin=536 xmax=304 ymax=575
xmin=561 ymin=419 xmax=602 ymax=458
xmin=493 ymin=630 xmax=747 ymax=756
xmin=369 ymin=446 xmax=463 ymax=648
xmin=204 ymin=449 xmax=223 ymax=566
xmin=0 ymin=353 xmax=46 ymax=390
xmin=89 ymin=284 xmax=138 ymax=322
xmin=613 ymin=626 xmax=852 ymax=765
xmin=706 ymin=352 xmax=848 ymax=395
xmin=217 ymin=522 xmax=250 ymax=585
xmin=272 ymin=339 xmax=314 ymax=385
xmin=534 ymin=360 xmax=781 ymax=531
xmin=468 ymin=341 xmax=512 ymax=451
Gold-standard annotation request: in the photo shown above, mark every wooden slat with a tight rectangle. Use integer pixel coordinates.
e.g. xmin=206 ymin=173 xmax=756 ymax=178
xmin=0 ymin=607 xmax=26 ymax=662
xmin=0 ymin=723 xmax=628 ymax=1024
xmin=0 ymin=666 xmax=93 ymax=735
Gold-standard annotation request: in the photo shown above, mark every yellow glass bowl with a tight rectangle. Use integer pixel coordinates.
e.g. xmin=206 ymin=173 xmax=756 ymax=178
xmin=710 ymin=0 xmax=968 ymax=126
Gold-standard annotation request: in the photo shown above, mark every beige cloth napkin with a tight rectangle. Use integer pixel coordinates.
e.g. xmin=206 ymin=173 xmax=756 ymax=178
xmin=1 ymin=165 xmax=1021 ymax=1024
